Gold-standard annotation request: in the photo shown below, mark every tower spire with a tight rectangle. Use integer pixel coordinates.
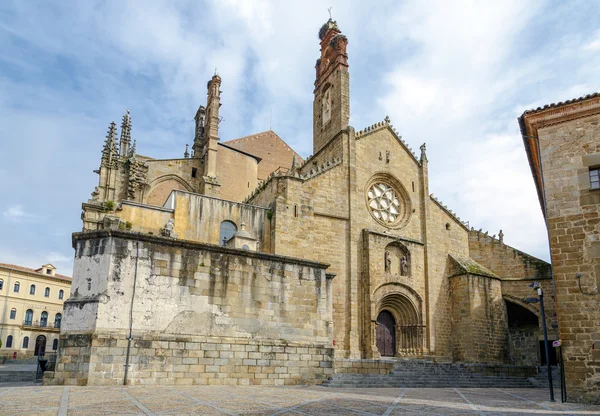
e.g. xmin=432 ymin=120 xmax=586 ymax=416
xmin=119 ymin=109 xmax=132 ymax=157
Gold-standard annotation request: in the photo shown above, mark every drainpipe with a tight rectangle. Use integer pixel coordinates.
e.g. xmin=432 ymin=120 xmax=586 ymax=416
xmin=123 ymin=238 xmax=140 ymax=385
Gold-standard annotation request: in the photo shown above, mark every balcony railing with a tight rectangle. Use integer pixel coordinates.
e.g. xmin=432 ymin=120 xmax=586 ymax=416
xmin=22 ymin=320 xmax=61 ymax=330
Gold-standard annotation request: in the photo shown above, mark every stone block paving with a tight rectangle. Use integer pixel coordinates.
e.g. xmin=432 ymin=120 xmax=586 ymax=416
xmin=0 ymin=385 xmax=599 ymax=415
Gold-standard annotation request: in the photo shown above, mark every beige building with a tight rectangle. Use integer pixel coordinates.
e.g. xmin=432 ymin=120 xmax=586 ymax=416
xmin=520 ymin=93 xmax=600 ymax=404
xmin=0 ymin=263 xmax=71 ymax=358
xmin=48 ymin=19 xmax=555 ymax=386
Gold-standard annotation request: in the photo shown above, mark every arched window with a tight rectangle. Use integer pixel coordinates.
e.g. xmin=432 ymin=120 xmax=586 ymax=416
xmin=219 ymin=221 xmax=237 ymax=246
xmin=6 ymin=335 xmax=13 ymax=348
xmin=0 ymin=279 xmax=3 ymax=290
xmin=58 ymin=289 xmax=64 ymax=300
xmin=9 ymin=308 xmax=16 ymax=320
xmin=40 ymin=311 xmax=48 ymax=327
xmin=44 ymin=287 xmax=50 ymax=297
xmin=22 ymin=336 xmax=29 ymax=349
xmin=54 ymin=313 xmax=62 ymax=329
xmin=52 ymin=338 xmax=59 ymax=350
xmin=13 ymin=282 xmax=20 ymax=293
xmin=29 ymin=284 xmax=35 ymax=295
xmin=24 ymin=309 xmax=33 ymax=325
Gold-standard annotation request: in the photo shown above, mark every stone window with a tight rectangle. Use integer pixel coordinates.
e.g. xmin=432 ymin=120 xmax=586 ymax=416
xmin=0 ymin=279 xmax=3 ymax=290
xmin=44 ymin=287 xmax=50 ymax=297
xmin=54 ymin=313 xmax=62 ymax=329
xmin=6 ymin=335 xmax=13 ymax=348
xmin=368 ymin=183 xmax=401 ymax=223
xmin=58 ymin=289 xmax=64 ymax=300
xmin=365 ymin=174 xmax=411 ymax=228
xmin=46 ymin=269 xmax=52 ymax=275
xmin=590 ymin=168 xmax=600 ymax=189
xmin=52 ymin=339 xmax=58 ymax=350
xmin=9 ymin=308 xmax=16 ymax=320
xmin=22 ymin=336 xmax=29 ymax=349
xmin=192 ymin=167 xmax=197 ymax=178
xmin=29 ymin=284 xmax=35 ymax=295
xmin=13 ymin=282 xmax=19 ymax=293
xmin=219 ymin=220 xmax=237 ymax=246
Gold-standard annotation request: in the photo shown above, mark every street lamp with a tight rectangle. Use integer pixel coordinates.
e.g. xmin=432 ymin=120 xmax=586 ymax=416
xmin=526 ymin=281 xmax=555 ymax=402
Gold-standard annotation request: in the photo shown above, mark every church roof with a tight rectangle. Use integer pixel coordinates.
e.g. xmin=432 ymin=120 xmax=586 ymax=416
xmin=447 ymin=255 xmax=499 ymax=279
xmin=223 ymin=130 xmax=303 ymax=180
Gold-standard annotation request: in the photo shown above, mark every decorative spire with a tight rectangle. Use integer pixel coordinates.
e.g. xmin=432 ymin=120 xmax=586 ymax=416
xmin=128 ymin=140 xmax=136 ymax=158
xmin=184 ymin=144 xmax=190 ymax=158
xmin=291 ymin=154 xmax=298 ymax=170
xmin=101 ymin=121 xmax=118 ymax=167
xmin=119 ymin=109 xmax=132 ymax=157
xmin=499 ymin=229 xmax=504 ymax=244
xmin=420 ymin=143 xmax=428 ymax=163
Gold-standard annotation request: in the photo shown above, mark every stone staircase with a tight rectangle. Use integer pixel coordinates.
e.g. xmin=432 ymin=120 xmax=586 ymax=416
xmin=528 ymin=366 xmax=561 ymax=388
xmin=322 ymin=359 xmax=538 ymax=388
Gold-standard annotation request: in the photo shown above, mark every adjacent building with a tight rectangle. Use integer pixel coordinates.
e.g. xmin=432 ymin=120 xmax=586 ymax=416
xmin=520 ymin=92 xmax=600 ymax=403
xmin=47 ymin=19 xmax=555 ymax=386
xmin=0 ymin=263 xmax=71 ymax=358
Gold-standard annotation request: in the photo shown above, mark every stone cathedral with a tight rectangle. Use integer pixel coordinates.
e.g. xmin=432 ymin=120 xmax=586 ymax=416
xmin=48 ymin=19 xmax=554 ymax=386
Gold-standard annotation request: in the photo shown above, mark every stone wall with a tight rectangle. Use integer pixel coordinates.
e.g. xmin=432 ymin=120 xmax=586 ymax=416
xmin=449 ymin=273 xmax=508 ymax=364
xmin=537 ymin=112 xmax=600 ymax=403
xmin=47 ymin=230 xmax=334 ymax=386
xmin=46 ymin=332 xmax=333 ymax=386
xmin=468 ymin=230 xmax=551 ymax=281
xmin=508 ymin=325 xmax=539 ymax=366
xmin=144 ymin=158 xmax=199 ymax=206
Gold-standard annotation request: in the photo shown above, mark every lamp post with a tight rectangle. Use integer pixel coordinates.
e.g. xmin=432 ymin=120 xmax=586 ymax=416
xmin=527 ymin=281 xmax=555 ymax=402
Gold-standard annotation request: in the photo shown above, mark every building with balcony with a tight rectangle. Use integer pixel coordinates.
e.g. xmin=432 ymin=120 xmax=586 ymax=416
xmin=0 ymin=263 xmax=71 ymax=358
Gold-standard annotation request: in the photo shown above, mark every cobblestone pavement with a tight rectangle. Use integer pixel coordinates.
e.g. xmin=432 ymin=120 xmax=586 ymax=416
xmin=0 ymin=385 xmax=598 ymax=416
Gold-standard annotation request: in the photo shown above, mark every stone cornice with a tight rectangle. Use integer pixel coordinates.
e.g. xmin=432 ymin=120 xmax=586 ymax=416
xmin=72 ymin=230 xmax=331 ymax=271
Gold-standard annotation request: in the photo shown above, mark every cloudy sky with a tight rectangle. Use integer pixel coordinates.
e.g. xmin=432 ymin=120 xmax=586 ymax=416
xmin=0 ymin=0 xmax=598 ymax=274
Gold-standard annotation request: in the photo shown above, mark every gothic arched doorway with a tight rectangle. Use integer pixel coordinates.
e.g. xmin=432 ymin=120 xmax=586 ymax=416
xmin=34 ymin=335 xmax=46 ymax=357
xmin=376 ymin=310 xmax=396 ymax=356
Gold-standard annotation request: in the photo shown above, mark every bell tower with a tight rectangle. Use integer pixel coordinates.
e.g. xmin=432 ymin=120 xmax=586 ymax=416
xmin=313 ymin=19 xmax=349 ymax=155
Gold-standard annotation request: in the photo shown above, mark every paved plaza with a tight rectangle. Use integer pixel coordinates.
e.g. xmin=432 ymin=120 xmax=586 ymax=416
xmin=0 ymin=385 xmax=599 ymax=416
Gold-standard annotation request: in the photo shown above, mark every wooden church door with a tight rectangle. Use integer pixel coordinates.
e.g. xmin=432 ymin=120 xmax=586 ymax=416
xmin=376 ymin=310 xmax=396 ymax=356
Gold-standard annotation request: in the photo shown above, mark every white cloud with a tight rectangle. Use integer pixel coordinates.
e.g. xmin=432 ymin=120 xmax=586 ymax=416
xmin=2 ymin=205 xmax=40 ymax=222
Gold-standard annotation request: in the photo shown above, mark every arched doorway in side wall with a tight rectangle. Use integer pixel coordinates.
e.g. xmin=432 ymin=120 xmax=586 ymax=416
xmin=376 ymin=310 xmax=396 ymax=357
xmin=34 ymin=335 xmax=46 ymax=357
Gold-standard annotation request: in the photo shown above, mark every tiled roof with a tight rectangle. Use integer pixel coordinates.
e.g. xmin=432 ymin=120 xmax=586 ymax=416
xmin=0 ymin=263 xmax=72 ymax=282
xmin=521 ymin=92 xmax=600 ymax=115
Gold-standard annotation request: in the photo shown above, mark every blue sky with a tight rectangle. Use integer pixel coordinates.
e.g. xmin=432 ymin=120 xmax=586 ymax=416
xmin=1 ymin=0 xmax=599 ymax=275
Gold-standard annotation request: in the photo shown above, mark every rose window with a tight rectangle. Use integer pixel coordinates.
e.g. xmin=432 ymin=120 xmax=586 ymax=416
xmin=367 ymin=183 xmax=401 ymax=223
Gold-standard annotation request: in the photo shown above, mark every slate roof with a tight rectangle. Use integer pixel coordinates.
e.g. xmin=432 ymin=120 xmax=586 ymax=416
xmin=0 ymin=263 xmax=72 ymax=282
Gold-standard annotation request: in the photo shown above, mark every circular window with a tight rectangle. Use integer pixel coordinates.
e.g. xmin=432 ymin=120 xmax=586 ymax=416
xmin=365 ymin=174 xmax=411 ymax=228
xmin=368 ymin=183 xmax=400 ymax=223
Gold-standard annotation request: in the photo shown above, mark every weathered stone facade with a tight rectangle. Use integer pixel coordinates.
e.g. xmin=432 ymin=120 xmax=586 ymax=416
xmin=48 ymin=19 xmax=555 ymax=386
xmin=47 ymin=231 xmax=334 ymax=385
xmin=521 ymin=93 xmax=600 ymax=403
